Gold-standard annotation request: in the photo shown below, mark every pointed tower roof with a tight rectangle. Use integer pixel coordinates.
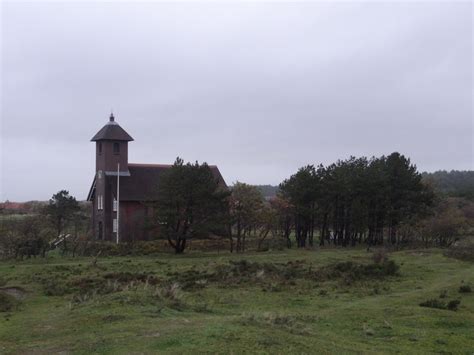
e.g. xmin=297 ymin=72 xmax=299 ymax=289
xmin=91 ymin=113 xmax=134 ymax=141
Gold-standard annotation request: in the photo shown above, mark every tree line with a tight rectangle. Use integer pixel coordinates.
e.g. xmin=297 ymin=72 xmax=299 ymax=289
xmin=1 ymin=153 xmax=472 ymax=257
xmin=279 ymin=152 xmax=435 ymax=248
xmin=156 ymin=152 xmax=470 ymax=253
xmin=422 ymin=170 xmax=474 ymax=201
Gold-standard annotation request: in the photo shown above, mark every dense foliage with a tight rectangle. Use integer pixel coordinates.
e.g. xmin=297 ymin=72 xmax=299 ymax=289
xmin=422 ymin=170 xmax=474 ymax=201
xmin=279 ymin=152 xmax=435 ymax=248
xmin=153 ymin=158 xmax=230 ymax=253
xmin=44 ymin=190 xmax=80 ymax=237
xmin=230 ymin=182 xmax=265 ymax=252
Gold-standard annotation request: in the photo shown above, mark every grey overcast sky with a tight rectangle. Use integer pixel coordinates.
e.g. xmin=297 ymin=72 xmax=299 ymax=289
xmin=1 ymin=1 xmax=473 ymax=201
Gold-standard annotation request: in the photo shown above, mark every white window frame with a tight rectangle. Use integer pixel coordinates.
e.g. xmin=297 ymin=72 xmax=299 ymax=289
xmin=97 ymin=170 xmax=102 ymax=179
xmin=113 ymin=198 xmax=117 ymax=212
xmin=97 ymin=195 xmax=103 ymax=210
xmin=113 ymin=218 xmax=118 ymax=233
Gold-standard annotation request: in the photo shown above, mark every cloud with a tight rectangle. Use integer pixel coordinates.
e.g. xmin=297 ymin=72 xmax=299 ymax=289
xmin=1 ymin=1 xmax=472 ymax=201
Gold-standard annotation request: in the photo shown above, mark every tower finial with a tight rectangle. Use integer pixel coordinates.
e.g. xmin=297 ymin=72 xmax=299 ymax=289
xmin=110 ymin=111 xmax=115 ymax=122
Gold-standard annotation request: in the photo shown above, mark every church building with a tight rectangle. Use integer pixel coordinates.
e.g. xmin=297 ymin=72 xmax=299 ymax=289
xmin=87 ymin=114 xmax=226 ymax=242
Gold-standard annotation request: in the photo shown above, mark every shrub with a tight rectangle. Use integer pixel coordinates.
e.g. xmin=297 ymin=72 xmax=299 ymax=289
xmin=372 ymin=249 xmax=388 ymax=264
xmin=459 ymin=285 xmax=471 ymax=293
xmin=447 ymin=299 xmax=461 ymax=311
xmin=332 ymin=259 xmax=400 ymax=283
xmin=43 ymin=280 xmax=70 ymax=296
xmin=0 ymin=292 xmax=19 ymax=312
xmin=419 ymin=299 xmax=446 ymax=310
xmin=419 ymin=299 xmax=461 ymax=311
xmin=153 ymin=283 xmax=184 ymax=309
xmin=382 ymin=260 xmax=400 ymax=276
xmin=444 ymin=242 xmax=474 ymax=262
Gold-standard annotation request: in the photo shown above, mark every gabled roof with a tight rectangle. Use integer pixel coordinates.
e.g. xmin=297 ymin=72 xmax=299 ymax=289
xmin=87 ymin=176 xmax=96 ymax=201
xmin=87 ymin=163 xmax=226 ymax=202
xmin=91 ymin=114 xmax=134 ymax=141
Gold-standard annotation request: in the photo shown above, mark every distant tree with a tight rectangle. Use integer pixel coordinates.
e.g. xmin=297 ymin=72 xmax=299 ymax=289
xmin=422 ymin=170 xmax=474 ymax=201
xmin=154 ymin=158 xmax=229 ymax=254
xmin=59 ymin=202 xmax=92 ymax=256
xmin=44 ymin=190 xmax=80 ymax=237
xmin=269 ymin=195 xmax=294 ymax=248
xmin=418 ymin=198 xmax=469 ymax=247
xmin=253 ymin=185 xmax=280 ymax=199
xmin=0 ymin=216 xmax=53 ymax=259
xmin=230 ymin=182 xmax=265 ymax=252
xmin=280 ymin=165 xmax=319 ymax=247
xmin=383 ymin=153 xmax=434 ymax=245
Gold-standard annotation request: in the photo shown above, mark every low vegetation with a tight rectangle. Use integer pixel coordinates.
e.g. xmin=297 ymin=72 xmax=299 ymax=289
xmin=0 ymin=248 xmax=472 ymax=353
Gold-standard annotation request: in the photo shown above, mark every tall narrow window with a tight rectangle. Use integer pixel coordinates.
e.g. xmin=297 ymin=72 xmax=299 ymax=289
xmin=113 ymin=142 xmax=120 ymax=154
xmin=113 ymin=218 xmax=118 ymax=233
xmin=97 ymin=195 xmax=103 ymax=210
xmin=98 ymin=142 xmax=102 ymax=154
xmin=113 ymin=198 xmax=117 ymax=212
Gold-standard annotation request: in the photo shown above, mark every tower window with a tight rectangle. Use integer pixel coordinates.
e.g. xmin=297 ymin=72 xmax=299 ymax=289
xmin=113 ymin=142 xmax=120 ymax=154
xmin=98 ymin=142 xmax=102 ymax=154
xmin=97 ymin=195 xmax=103 ymax=210
xmin=113 ymin=198 xmax=117 ymax=212
xmin=113 ymin=218 xmax=118 ymax=233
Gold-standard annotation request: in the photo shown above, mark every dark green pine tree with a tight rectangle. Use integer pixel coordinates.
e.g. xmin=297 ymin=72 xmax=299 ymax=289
xmin=44 ymin=190 xmax=80 ymax=237
xmin=154 ymin=157 xmax=230 ymax=254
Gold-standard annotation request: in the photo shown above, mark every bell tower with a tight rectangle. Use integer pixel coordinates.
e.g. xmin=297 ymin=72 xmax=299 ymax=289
xmin=91 ymin=113 xmax=134 ymax=174
xmin=90 ymin=113 xmax=133 ymax=241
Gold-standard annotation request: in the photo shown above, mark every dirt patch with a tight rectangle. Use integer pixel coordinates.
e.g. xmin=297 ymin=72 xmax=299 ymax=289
xmin=0 ymin=287 xmax=27 ymax=300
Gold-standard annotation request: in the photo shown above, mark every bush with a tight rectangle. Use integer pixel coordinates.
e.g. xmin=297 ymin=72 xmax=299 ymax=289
xmin=43 ymin=280 xmax=70 ymax=296
xmin=0 ymin=292 xmax=19 ymax=312
xmin=419 ymin=298 xmax=461 ymax=311
xmin=447 ymin=299 xmax=461 ymax=311
xmin=331 ymin=260 xmax=400 ymax=283
xmin=459 ymin=285 xmax=471 ymax=293
xmin=372 ymin=249 xmax=388 ymax=264
xmin=153 ymin=283 xmax=184 ymax=309
xmin=444 ymin=242 xmax=474 ymax=262
xmin=419 ymin=299 xmax=446 ymax=310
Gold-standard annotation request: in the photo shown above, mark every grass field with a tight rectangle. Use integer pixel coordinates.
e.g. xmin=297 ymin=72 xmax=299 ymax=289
xmin=0 ymin=248 xmax=473 ymax=354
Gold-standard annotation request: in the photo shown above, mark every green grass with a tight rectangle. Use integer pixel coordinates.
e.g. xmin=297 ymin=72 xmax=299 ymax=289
xmin=0 ymin=248 xmax=473 ymax=354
